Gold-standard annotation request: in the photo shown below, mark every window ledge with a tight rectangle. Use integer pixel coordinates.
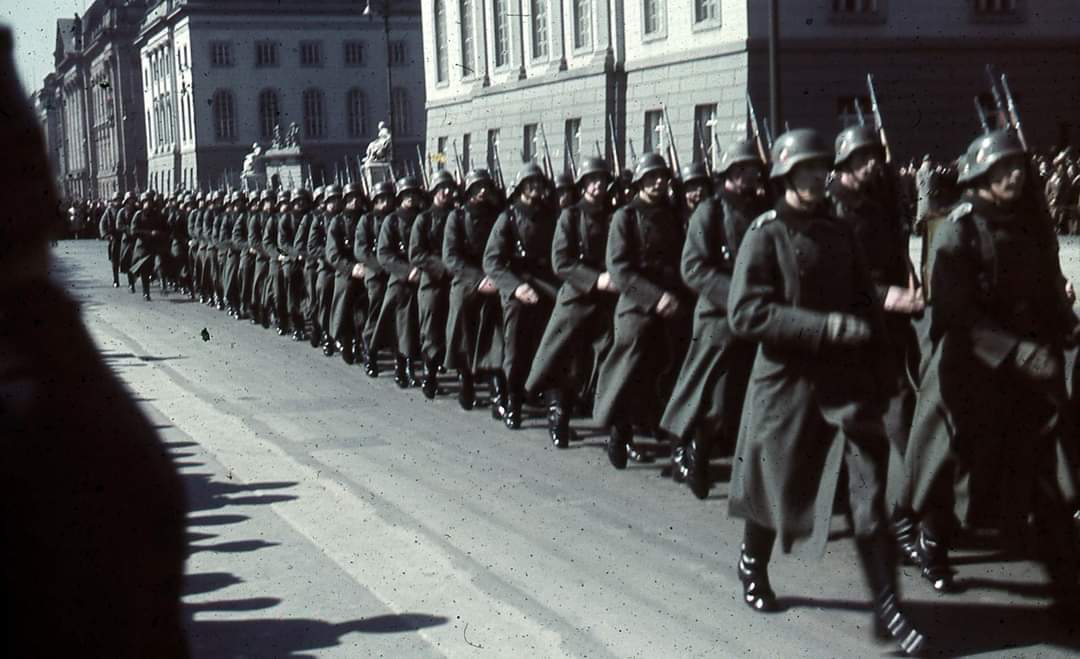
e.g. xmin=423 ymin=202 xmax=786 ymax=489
xmin=641 ymin=30 xmax=668 ymax=44
xmin=691 ymin=19 xmax=722 ymax=33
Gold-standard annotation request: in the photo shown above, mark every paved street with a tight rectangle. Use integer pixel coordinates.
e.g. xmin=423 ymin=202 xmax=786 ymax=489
xmin=52 ymin=239 xmax=1080 ymax=658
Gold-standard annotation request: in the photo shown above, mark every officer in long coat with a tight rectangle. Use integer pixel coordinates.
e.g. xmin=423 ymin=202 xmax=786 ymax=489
xmin=726 ymin=129 xmax=925 ymax=656
xmin=410 ymin=170 xmax=456 ymax=398
xmin=326 ymin=182 xmax=368 ymax=364
xmin=903 ymin=131 xmax=1079 ymax=614
xmin=281 ymin=189 xmax=310 ymax=341
xmin=129 ymin=192 xmax=167 ymax=301
xmin=355 ymin=181 xmax=395 ymax=376
xmin=263 ymin=192 xmax=293 ymax=335
xmin=661 ymin=141 xmax=769 ymax=497
xmin=828 ymin=125 xmax=926 ymax=559
xmin=593 ymin=153 xmax=692 ymax=468
xmin=442 ymin=169 xmax=505 ymax=411
xmin=525 ymin=157 xmax=617 ymax=447
xmin=373 ymin=176 xmax=424 ymax=387
xmin=98 ymin=191 xmax=123 ymax=287
xmin=483 ymin=163 xmax=561 ymax=430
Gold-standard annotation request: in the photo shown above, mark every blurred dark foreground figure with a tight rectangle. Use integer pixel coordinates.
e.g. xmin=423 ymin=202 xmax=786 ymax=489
xmin=0 ymin=26 xmax=188 ymax=658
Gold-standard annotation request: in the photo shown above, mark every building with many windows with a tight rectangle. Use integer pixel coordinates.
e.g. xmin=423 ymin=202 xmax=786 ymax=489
xmin=421 ymin=0 xmax=1080 ymax=177
xmin=51 ymin=3 xmax=148 ymax=199
xmin=136 ymin=0 xmax=425 ymax=193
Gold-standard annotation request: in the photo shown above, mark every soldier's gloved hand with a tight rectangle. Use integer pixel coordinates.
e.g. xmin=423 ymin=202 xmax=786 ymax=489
xmin=825 ymin=313 xmax=872 ymax=346
xmin=477 ymin=277 xmax=498 ymax=295
xmin=655 ymin=292 xmax=679 ymax=318
xmin=351 ymin=263 xmax=365 ymax=279
xmin=884 ymin=285 xmax=925 ymax=315
xmin=514 ymin=282 xmax=538 ymax=304
xmin=1013 ymin=341 xmax=1060 ymax=381
xmin=408 ymin=267 xmax=421 ymax=284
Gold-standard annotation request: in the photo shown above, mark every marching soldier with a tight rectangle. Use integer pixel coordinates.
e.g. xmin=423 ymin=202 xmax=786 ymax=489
xmin=373 ymin=176 xmax=425 ymax=387
xmin=189 ymin=193 xmax=208 ymax=303
xmin=554 ymin=173 xmax=577 ymax=210
xmin=661 ymin=142 xmax=768 ymax=497
xmin=246 ymin=190 xmax=274 ymax=327
xmin=220 ymin=192 xmax=244 ymax=317
xmin=410 ymin=170 xmax=456 ymax=398
xmin=356 ymin=181 xmax=395 ymax=376
xmin=98 ymin=191 xmax=123 ymax=287
xmin=675 ymin=161 xmax=712 ymax=227
xmin=233 ymin=192 xmax=258 ymax=320
xmin=281 ymin=189 xmax=310 ymax=341
xmin=903 ymin=131 xmax=1079 ymax=616
xmin=828 ymin=125 xmax=925 ymax=557
xmin=201 ymin=190 xmax=224 ymax=308
xmin=309 ymin=185 xmax=339 ymax=355
xmin=297 ymin=186 xmax=326 ymax=349
xmin=116 ymin=191 xmax=138 ymax=293
xmin=168 ymin=194 xmax=193 ymax=297
xmin=593 ymin=152 xmax=692 ymax=467
xmin=326 ymin=182 xmax=368 ymax=364
xmin=263 ymin=191 xmax=293 ymax=336
xmin=525 ymin=157 xmax=618 ymax=447
xmin=483 ymin=163 xmax=561 ymax=430
xmin=129 ymin=192 xmax=166 ymax=301
xmin=442 ymin=169 xmax=505 ymax=411
xmin=726 ymin=129 xmax=925 ymax=655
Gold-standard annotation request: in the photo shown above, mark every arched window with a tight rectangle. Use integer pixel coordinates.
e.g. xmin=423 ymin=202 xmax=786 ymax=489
xmin=460 ymin=0 xmax=475 ymax=77
xmin=302 ymin=88 xmax=325 ymax=139
xmin=346 ymin=88 xmax=366 ymax=138
xmin=258 ymin=89 xmax=280 ymax=140
xmin=212 ymin=89 xmax=236 ymax=142
xmin=391 ymin=88 xmax=409 ymax=136
xmin=434 ymin=0 xmax=449 ymax=82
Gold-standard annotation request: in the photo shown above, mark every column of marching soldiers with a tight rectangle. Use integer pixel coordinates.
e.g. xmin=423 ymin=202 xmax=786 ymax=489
xmin=94 ymin=121 xmax=1080 ymax=656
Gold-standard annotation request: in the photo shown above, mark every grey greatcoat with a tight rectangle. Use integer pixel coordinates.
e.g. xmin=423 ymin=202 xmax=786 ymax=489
xmin=482 ymin=201 xmax=560 ymax=392
xmin=904 ymin=193 xmax=1079 ymax=533
xmin=524 ymin=197 xmax=616 ymax=398
xmin=442 ymin=203 xmax=504 ymax=373
xmin=661 ymin=190 xmax=765 ymax=444
xmin=326 ymin=212 xmax=365 ymax=345
xmin=727 ymin=201 xmax=891 ymax=558
xmin=355 ymin=210 xmax=389 ymax=350
xmin=592 ymin=196 xmax=692 ymax=429
xmin=410 ymin=204 xmax=452 ymax=363
xmin=372 ymin=209 xmax=421 ymax=356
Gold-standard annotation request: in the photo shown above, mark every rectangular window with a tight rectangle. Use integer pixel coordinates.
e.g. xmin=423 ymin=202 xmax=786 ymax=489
xmin=300 ymin=41 xmax=323 ymax=67
xmin=460 ymin=0 xmax=476 ymax=76
xmin=836 ymin=95 xmax=871 ymax=128
xmin=694 ymin=0 xmax=719 ymax=24
xmin=435 ymin=0 xmax=449 ymax=82
xmin=389 ymin=40 xmax=408 ymax=66
xmin=210 ymin=41 xmax=233 ymax=67
xmin=487 ymin=128 xmax=500 ymax=171
xmin=462 ymin=133 xmax=471 ymax=171
xmin=493 ymin=0 xmax=510 ymax=67
xmin=643 ymin=110 xmax=663 ymax=153
xmin=344 ymin=41 xmax=365 ymax=66
xmin=564 ymin=118 xmax=581 ymax=171
xmin=643 ymin=0 xmax=663 ymax=35
xmin=255 ymin=41 xmax=278 ymax=67
xmin=530 ymin=0 xmax=549 ymax=59
xmin=693 ymin=104 xmax=716 ymax=164
xmin=573 ymin=0 xmax=591 ymax=49
xmin=523 ymin=123 xmax=538 ymax=163
xmin=830 ymin=0 xmax=886 ymax=23
xmin=437 ymin=136 xmax=449 ymax=164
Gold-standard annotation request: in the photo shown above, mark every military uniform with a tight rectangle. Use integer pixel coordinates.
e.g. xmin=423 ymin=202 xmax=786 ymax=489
xmin=233 ymin=199 xmax=257 ymax=318
xmin=129 ymin=199 xmax=166 ymax=299
xmin=166 ymin=200 xmax=191 ymax=294
xmin=263 ymin=200 xmax=291 ymax=334
xmin=410 ymin=176 xmax=454 ymax=397
xmin=483 ymin=171 xmax=560 ymax=429
xmin=373 ymin=178 xmax=424 ymax=385
xmin=279 ymin=201 xmax=308 ymax=339
xmin=97 ymin=200 xmax=123 ymax=286
xmin=355 ymin=185 xmax=393 ymax=374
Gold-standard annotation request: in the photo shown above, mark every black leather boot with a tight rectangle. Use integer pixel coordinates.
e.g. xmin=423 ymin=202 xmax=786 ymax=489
xmin=547 ymin=394 xmax=570 ymax=448
xmin=737 ymin=548 xmax=779 ymax=613
xmin=670 ymin=440 xmax=688 ymax=483
xmin=339 ymin=340 xmax=354 ymax=365
xmin=626 ymin=440 xmax=653 ymax=464
xmin=854 ymin=531 xmax=927 ymax=655
xmin=394 ymin=354 xmax=412 ymax=388
xmin=365 ymin=348 xmax=380 ymax=377
xmin=322 ymin=336 xmax=335 ymax=357
xmin=504 ymin=391 xmax=522 ymax=430
xmin=421 ymin=359 xmax=439 ymax=399
xmin=490 ymin=373 xmax=508 ymax=421
xmin=891 ymin=509 xmax=920 ymax=566
xmin=915 ymin=527 xmax=956 ymax=593
xmin=686 ymin=430 xmax=711 ymax=500
xmin=607 ymin=424 xmax=630 ymax=469
xmin=457 ymin=371 xmax=475 ymax=410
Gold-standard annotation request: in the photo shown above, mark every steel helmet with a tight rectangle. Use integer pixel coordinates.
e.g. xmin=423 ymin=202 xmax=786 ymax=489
xmin=834 ymin=125 xmax=883 ymax=167
xmin=429 ymin=169 xmax=456 ymax=193
xmin=768 ymin=128 xmax=832 ymax=179
xmin=717 ymin=140 xmax=764 ymax=176
xmin=511 ymin=162 xmax=547 ymax=196
xmin=679 ymin=161 xmax=710 ymax=186
xmin=292 ymin=188 xmax=312 ymax=204
xmin=554 ymin=173 xmax=575 ymax=191
xmin=323 ymin=183 xmax=343 ymax=201
xmin=464 ymin=168 xmax=494 ymax=195
xmin=372 ymin=181 xmax=396 ymax=201
xmin=956 ymin=130 xmax=1026 ymax=184
xmin=575 ymin=157 xmax=609 ymax=186
xmin=313 ymin=185 xmax=325 ymax=203
xmin=395 ymin=175 xmax=423 ymax=200
xmin=343 ymin=182 xmax=366 ymax=199
xmin=631 ymin=152 xmax=670 ymax=185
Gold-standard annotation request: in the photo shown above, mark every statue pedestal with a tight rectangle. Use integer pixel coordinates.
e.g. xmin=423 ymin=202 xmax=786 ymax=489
xmin=264 ymin=146 xmax=308 ymax=190
xmin=362 ymin=161 xmax=393 ymax=190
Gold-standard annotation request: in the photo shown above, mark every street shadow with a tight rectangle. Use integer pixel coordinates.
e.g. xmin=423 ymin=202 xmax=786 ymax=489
xmin=188 ymin=539 xmax=281 ymax=555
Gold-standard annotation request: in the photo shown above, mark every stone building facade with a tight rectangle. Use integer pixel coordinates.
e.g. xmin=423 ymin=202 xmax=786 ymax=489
xmin=136 ymin=0 xmax=426 ymax=193
xmin=52 ymin=3 xmax=149 ymax=200
xmin=422 ymin=0 xmax=1080 ymax=177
